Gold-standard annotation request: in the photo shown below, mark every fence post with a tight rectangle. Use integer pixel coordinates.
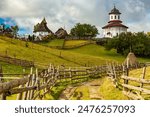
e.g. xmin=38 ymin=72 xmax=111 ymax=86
xmin=140 ymin=67 xmax=146 ymax=95
xmin=123 ymin=58 xmax=129 ymax=92
xmin=0 ymin=65 xmax=6 ymax=100
xmin=0 ymin=65 xmax=3 ymax=83
xmin=16 ymin=69 xmax=26 ymax=100
xmin=112 ymin=64 xmax=117 ymax=87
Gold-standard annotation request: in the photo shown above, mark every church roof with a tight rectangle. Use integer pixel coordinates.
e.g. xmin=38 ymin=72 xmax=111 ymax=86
xmin=55 ymin=27 xmax=68 ymax=38
xmin=109 ymin=6 xmax=121 ymax=15
xmin=108 ymin=20 xmax=122 ymax=23
xmin=102 ymin=21 xmax=128 ymax=29
xmin=33 ymin=18 xmax=53 ymax=33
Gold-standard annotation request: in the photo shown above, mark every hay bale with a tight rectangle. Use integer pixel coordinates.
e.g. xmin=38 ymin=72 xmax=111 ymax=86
xmin=124 ymin=52 xmax=138 ymax=66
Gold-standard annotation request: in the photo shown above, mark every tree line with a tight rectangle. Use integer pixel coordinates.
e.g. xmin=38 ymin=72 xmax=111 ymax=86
xmin=105 ymin=32 xmax=150 ymax=57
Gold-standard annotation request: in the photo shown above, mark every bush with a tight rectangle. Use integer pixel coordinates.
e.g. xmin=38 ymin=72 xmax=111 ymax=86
xmin=105 ymin=32 xmax=150 ymax=57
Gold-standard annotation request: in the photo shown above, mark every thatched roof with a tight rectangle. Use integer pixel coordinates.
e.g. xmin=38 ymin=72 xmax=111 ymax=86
xmin=124 ymin=52 xmax=138 ymax=66
xmin=55 ymin=27 xmax=68 ymax=38
xmin=33 ymin=18 xmax=53 ymax=34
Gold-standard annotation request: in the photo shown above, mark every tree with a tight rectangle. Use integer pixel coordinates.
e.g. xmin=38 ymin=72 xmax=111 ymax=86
xmin=11 ymin=25 xmax=19 ymax=38
xmin=105 ymin=32 xmax=150 ymax=57
xmin=70 ymin=23 xmax=99 ymax=39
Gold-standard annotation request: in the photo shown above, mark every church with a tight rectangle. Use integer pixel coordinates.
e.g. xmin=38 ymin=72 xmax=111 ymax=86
xmin=102 ymin=6 xmax=128 ymax=38
xmin=33 ymin=18 xmax=53 ymax=40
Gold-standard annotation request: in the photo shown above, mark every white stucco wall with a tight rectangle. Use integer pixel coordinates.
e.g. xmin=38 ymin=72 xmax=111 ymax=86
xmin=103 ymin=27 xmax=127 ymax=38
xmin=34 ymin=32 xmax=49 ymax=37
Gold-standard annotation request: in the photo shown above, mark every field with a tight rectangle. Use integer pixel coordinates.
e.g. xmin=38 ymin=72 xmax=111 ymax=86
xmin=0 ymin=37 xmax=128 ymax=72
xmin=0 ymin=36 xmax=150 ymax=100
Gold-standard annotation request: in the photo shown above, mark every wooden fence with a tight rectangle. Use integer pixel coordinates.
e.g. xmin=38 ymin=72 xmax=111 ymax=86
xmin=0 ymin=64 xmax=107 ymax=100
xmin=0 ymin=62 xmax=149 ymax=100
xmin=0 ymin=54 xmax=34 ymax=67
xmin=107 ymin=62 xmax=150 ymax=100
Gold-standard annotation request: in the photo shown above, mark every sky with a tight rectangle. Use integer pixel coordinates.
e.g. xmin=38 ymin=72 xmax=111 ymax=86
xmin=0 ymin=0 xmax=150 ymax=37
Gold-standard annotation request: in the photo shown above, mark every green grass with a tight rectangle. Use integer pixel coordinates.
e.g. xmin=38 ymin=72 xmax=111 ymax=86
xmin=120 ymin=67 xmax=150 ymax=99
xmin=0 ymin=61 xmax=25 ymax=74
xmin=64 ymin=40 xmax=89 ymax=46
xmin=0 ymin=36 xmax=150 ymax=100
xmin=67 ymin=44 xmax=125 ymax=63
xmin=99 ymin=78 xmax=128 ymax=100
xmin=39 ymin=39 xmax=64 ymax=47
xmin=67 ymin=44 xmax=150 ymax=63
xmin=0 ymin=36 xmax=119 ymax=68
xmin=1 ymin=36 xmax=149 ymax=68
xmin=129 ymin=67 xmax=150 ymax=79
xmin=70 ymin=86 xmax=89 ymax=100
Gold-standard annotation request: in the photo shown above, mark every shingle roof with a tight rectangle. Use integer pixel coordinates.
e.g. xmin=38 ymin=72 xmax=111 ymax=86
xmin=102 ymin=20 xmax=128 ymax=29
xmin=109 ymin=6 xmax=121 ymax=15
xmin=55 ymin=27 xmax=68 ymax=38
xmin=33 ymin=18 xmax=53 ymax=34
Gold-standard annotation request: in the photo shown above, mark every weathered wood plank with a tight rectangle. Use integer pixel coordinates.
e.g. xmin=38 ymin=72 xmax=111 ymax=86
xmin=122 ymin=84 xmax=150 ymax=94
xmin=0 ymin=76 xmax=30 ymax=94
xmin=123 ymin=91 xmax=143 ymax=100
xmin=121 ymin=76 xmax=150 ymax=84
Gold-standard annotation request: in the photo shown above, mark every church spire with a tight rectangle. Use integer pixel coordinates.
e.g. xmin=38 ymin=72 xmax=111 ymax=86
xmin=41 ymin=17 xmax=47 ymax=24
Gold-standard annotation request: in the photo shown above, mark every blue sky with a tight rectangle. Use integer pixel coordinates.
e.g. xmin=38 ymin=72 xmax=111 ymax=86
xmin=0 ymin=18 xmax=15 ymax=27
xmin=0 ymin=0 xmax=150 ymax=36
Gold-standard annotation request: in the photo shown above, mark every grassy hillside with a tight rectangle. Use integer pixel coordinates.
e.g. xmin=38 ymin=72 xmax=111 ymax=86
xmin=64 ymin=40 xmax=89 ymax=46
xmin=39 ymin=39 xmax=64 ymax=47
xmin=1 ymin=36 xmax=149 ymax=73
xmin=0 ymin=61 xmax=26 ymax=74
xmin=129 ymin=67 xmax=150 ymax=79
xmin=0 ymin=36 xmax=123 ymax=68
xmin=0 ymin=37 xmax=149 ymax=100
xmin=67 ymin=44 xmax=124 ymax=62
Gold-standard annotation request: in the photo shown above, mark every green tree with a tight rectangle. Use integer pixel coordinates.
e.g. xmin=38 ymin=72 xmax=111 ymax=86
xmin=70 ymin=23 xmax=99 ymax=39
xmin=11 ymin=25 xmax=19 ymax=38
xmin=105 ymin=32 xmax=150 ymax=57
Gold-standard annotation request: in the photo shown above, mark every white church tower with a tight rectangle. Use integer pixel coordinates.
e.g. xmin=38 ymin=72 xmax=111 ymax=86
xmin=102 ymin=6 xmax=128 ymax=38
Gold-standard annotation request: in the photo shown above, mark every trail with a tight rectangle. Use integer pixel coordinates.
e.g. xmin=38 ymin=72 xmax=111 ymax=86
xmin=59 ymin=79 xmax=103 ymax=100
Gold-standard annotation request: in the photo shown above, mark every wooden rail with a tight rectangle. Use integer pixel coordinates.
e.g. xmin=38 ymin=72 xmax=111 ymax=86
xmin=107 ymin=62 xmax=150 ymax=100
xmin=0 ymin=62 xmax=149 ymax=100
xmin=0 ymin=54 xmax=34 ymax=67
xmin=0 ymin=64 xmax=107 ymax=100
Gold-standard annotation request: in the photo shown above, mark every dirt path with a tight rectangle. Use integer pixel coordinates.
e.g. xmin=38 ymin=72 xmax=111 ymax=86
xmin=59 ymin=79 xmax=103 ymax=100
xmin=59 ymin=86 xmax=77 ymax=100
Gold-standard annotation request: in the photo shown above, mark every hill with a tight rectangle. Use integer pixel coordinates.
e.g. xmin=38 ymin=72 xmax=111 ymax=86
xmin=0 ymin=37 xmax=127 ymax=70
xmin=0 ymin=36 xmax=150 ymax=100
xmin=1 ymin=36 xmax=150 ymax=74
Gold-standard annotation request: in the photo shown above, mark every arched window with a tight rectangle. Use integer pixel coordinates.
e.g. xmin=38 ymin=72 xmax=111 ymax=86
xmin=115 ymin=16 xmax=117 ymax=19
xmin=118 ymin=15 xmax=120 ymax=19
xmin=111 ymin=16 xmax=113 ymax=19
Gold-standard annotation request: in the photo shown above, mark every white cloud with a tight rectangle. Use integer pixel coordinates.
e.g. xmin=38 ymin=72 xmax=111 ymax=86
xmin=0 ymin=0 xmax=150 ymax=34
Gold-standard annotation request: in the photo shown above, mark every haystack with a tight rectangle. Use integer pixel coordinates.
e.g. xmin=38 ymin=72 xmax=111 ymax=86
xmin=123 ymin=52 xmax=138 ymax=66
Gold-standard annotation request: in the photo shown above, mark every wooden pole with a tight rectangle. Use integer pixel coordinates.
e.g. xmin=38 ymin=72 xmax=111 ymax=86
xmin=0 ymin=65 xmax=3 ymax=83
xmin=16 ymin=69 xmax=26 ymax=100
xmin=140 ymin=67 xmax=146 ymax=95
xmin=123 ymin=58 xmax=129 ymax=92
xmin=0 ymin=65 xmax=6 ymax=100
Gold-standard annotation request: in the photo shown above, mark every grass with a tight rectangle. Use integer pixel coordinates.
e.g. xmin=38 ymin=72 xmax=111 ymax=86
xmin=42 ymin=78 xmax=90 ymax=100
xmin=129 ymin=67 xmax=150 ymax=79
xmin=39 ymin=39 xmax=64 ymax=47
xmin=99 ymin=78 xmax=128 ymax=100
xmin=70 ymin=86 xmax=89 ymax=100
xmin=0 ymin=36 xmax=120 ymax=68
xmin=67 ymin=44 xmax=125 ymax=63
xmin=120 ymin=67 xmax=150 ymax=99
xmin=64 ymin=40 xmax=89 ymax=47
xmin=0 ymin=61 xmax=25 ymax=74
xmin=0 ymin=36 xmax=150 ymax=100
